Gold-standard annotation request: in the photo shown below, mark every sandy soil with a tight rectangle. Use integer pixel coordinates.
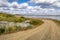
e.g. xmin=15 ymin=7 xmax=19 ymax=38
xmin=0 ymin=19 xmax=60 ymax=40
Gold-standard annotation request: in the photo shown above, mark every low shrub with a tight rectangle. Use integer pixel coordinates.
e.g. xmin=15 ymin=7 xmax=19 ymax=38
xmin=15 ymin=26 xmax=21 ymax=31
xmin=29 ymin=19 xmax=43 ymax=26
xmin=26 ymin=25 xmax=33 ymax=29
xmin=0 ymin=28 xmax=5 ymax=34
xmin=8 ymin=27 xmax=16 ymax=33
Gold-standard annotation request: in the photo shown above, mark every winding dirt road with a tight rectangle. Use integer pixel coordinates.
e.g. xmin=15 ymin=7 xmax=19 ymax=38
xmin=0 ymin=20 xmax=60 ymax=40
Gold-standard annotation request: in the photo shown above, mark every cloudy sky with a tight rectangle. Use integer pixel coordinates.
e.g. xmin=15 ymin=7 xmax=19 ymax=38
xmin=0 ymin=0 xmax=60 ymax=15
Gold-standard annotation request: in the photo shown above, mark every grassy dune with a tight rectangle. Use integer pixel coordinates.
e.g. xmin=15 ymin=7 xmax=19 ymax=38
xmin=0 ymin=13 xmax=44 ymax=35
xmin=0 ymin=12 xmax=26 ymax=23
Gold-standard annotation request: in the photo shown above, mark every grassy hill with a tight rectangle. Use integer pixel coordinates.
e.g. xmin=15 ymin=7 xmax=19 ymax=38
xmin=0 ymin=12 xmax=26 ymax=23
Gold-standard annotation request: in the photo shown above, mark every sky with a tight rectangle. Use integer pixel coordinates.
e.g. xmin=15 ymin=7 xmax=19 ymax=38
xmin=0 ymin=0 xmax=60 ymax=15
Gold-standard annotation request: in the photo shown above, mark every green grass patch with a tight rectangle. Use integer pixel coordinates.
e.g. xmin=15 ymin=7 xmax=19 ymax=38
xmin=29 ymin=19 xmax=44 ymax=26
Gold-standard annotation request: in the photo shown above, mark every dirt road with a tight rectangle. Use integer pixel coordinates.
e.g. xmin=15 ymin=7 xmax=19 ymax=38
xmin=0 ymin=20 xmax=60 ymax=40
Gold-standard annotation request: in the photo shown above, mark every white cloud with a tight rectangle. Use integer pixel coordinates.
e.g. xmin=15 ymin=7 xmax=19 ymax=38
xmin=10 ymin=2 xmax=19 ymax=8
xmin=30 ymin=0 xmax=60 ymax=9
xmin=0 ymin=0 xmax=29 ymax=9
xmin=0 ymin=0 xmax=60 ymax=15
xmin=30 ymin=0 xmax=57 ymax=3
xmin=53 ymin=2 xmax=60 ymax=7
xmin=17 ymin=6 xmax=57 ymax=15
xmin=0 ymin=0 xmax=10 ymax=7
xmin=9 ymin=2 xmax=29 ymax=9
xmin=19 ymin=3 xmax=28 ymax=9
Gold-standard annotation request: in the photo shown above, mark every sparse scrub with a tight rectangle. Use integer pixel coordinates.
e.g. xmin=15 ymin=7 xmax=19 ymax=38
xmin=46 ymin=18 xmax=60 ymax=26
xmin=0 ymin=13 xmax=44 ymax=35
xmin=29 ymin=19 xmax=44 ymax=26
xmin=52 ymin=19 xmax=60 ymax=26
xmin=0 ymin=25 xmax=33 ymax=34
xmin=15 ymin=26 xmax=21 ymax=31
xmin=8 ymin=27 xmax=16 ymax=33
xmin=26 ymin=25 xmax=33 ymax=29
xmin=0 ymin=12 xmax=26 ymax=23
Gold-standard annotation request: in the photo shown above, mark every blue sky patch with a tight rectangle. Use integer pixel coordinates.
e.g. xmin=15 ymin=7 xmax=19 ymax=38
xmin=8 ymin=0 xmax=30 ymax=3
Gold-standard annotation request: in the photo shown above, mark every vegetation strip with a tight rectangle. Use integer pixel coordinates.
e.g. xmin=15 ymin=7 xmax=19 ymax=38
xmin=0 ymin=13 xmax=44 ymax=35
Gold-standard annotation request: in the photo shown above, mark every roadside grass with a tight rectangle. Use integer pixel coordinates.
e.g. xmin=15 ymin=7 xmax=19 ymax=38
xmin=45 ymin=18 xmax=60 ymax=26
xmin=0 ymin=13 xmax=44 ymax=35
xmin=0 ymin=19 xmax=44 ymax=35
xmin=0 ymin=25 xmax=36 ymax=35
xmin=51 ymin=20 xmax=60 ymax=26
xmin=29 ymin=19 xmax=44 ymax=27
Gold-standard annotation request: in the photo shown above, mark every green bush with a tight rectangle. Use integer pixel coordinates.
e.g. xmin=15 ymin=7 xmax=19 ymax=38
xmin=26 ymin=25 xmax=33 ymax=29
xmin=21 ymin=16 xmax=25 ymax=19
xmin=19 ymin=18 xmax=26 ymax=23
xmin=0 ymin=28 xmax=5 ymax=34
xmin=29 ymin=19 xmax=43 ymax=26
